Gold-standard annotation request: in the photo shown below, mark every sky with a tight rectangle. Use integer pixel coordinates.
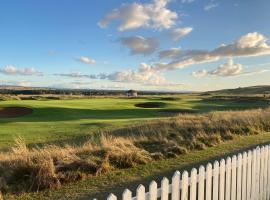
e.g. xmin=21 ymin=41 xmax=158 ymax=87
xmin=0 ymin=0 xmax=270 ymax=91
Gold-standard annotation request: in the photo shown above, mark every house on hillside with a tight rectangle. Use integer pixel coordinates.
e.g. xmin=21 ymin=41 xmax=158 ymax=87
xmin=126 ymin=90 xmax=138 ymax=97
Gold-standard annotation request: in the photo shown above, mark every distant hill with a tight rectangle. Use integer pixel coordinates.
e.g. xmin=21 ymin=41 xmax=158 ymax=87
xmin=206 ymin=85 xmax=270 ymax=95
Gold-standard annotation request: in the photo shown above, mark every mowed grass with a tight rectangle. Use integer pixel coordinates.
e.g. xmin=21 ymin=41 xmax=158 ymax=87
xmin=0 ymin=95 xmax=269 ymax=149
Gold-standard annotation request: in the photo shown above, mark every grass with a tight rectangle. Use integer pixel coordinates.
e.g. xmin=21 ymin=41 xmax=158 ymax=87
xmin=1 ymin=107 xmax=270 ymax=199
xmin=1 ymin=94 xmax=270 ymax=199
xmin=0 ymin=95 xmax=269 ymax=149
xmin=3 ymin=133 xmax=270 ymax=200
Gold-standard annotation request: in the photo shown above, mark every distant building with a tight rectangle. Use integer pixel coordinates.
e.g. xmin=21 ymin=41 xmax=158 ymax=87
xmin=126 ymin=90 xmax=138 ymax=97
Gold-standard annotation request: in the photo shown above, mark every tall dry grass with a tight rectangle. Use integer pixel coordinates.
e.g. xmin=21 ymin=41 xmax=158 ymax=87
xmin=0 ymin=107 xmax=270 ymax=195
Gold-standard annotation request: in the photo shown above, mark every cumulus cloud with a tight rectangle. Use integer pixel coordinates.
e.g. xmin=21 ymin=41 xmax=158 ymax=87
xmin=170 ymin=27 xmax=193 ymax=41
xmin=77 ymin=56 xmax=96 ymax=65
xmin=118 ymin=36 xmax=159 ymax=55
xmin=204 ymin=3 xmax=218 ymax=11
xmin=155 ymin=32 xmax=270 ymax=72
xmin=0 ymin=65 xmax=42 ymax=76
xmin=192 ymin=58 xmax=269 ymax=78
xmin=99 ymin=0 xmax=178 ymax=31
xmin=211 ymin=58 xmax=243 ymax=76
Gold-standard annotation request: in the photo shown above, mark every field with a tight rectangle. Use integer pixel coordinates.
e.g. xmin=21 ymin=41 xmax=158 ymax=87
xmin=1 ymin=93 xmax=270 ymax=199
xmin=0 ymin=94 xmax=269 ymax=149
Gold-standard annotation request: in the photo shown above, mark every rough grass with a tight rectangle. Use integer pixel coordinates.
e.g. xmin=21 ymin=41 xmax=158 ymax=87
xmin=1 ymin=107 xmax=270 ymax=196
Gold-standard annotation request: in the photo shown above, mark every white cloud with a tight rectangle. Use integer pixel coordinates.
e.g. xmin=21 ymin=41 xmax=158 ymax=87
xmin=155 ymin=32 xmax=270 ymax=72
xmin=192 ymin=58 xmax=269 ymax=78
xmin=211 ymin=58 xmax=243 ymax=76
xmin=0 ymin=65 xmax=42 ymax=76
xmin=204 ymin=3 xmax=218 ymax=11
xmin=118 ymin=36 xmax=159 ymax=55
xmin=77 ymin=56 xmax=96 ymax=65
xmin=99 ymin=0 xmax=178 ymax=31
xmin=170 ymin=27 xmax=193 ymax=41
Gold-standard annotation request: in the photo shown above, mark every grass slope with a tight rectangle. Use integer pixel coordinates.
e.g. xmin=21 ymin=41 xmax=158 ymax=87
xmin=1 ymin=95 xmax=269 ymax=149
xmin=207 ymin=85 xmax=270 ymax=95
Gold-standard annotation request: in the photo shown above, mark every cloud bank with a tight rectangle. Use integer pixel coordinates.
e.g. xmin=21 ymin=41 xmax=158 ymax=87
xmin=0 ymin=65 xmax=42 ymax=76
xmin=155 ymin=32 xmax=270 ymax=72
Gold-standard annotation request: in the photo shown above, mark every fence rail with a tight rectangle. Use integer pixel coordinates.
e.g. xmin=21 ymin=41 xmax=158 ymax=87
xmin=106 ymin=144 xmax=270 ymax=200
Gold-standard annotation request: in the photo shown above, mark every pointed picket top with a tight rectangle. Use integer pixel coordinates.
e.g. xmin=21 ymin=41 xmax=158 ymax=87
xmin=220 ymin=158 xmax=225 ymax=165
xmin=172 ymin=170 xmax=180 ymax=180
xmin=122 ymin=189 xmax=132 ymax=200
xmin=214 ymin=160 xmax=219 ymax=168
xmin=149 ymin=181 xmax=158 ymax=200
xmin=107 ymin=193 xmax=117 ymax=200
xmin=226 ymin=156 xmax=232 ymax=164
xmin=206 ymin=162 xmax=212 ymax=170
xmin=136 ymin=184 xmax=145 ymax=200
xmin=199 ymin=165 xmax=205 ymax=172
xmin=172 ymin=171 xmax=180 ymax=200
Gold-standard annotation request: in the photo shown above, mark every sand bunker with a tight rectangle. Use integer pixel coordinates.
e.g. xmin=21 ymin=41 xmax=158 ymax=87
xmin=135 ymin=102 xmax=166 ymax=108
xmin=0 ymin=107 xmax=33 ymax=118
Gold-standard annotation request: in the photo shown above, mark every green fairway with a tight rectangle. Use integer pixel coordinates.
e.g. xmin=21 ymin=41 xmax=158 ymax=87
xmin=0 ymin=95 xmax=269 ymax=149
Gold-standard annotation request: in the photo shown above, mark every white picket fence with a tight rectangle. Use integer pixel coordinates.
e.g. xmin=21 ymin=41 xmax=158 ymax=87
xmin=106 ymin=144 xmax=270 ymax=200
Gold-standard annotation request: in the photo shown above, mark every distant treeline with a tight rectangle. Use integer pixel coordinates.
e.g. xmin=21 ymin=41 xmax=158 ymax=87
xmin=0 ymin=88 xmax=186 ymax=96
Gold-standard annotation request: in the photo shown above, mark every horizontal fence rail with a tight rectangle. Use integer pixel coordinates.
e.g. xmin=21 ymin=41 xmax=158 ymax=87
xmin=105 ymin=144 xmax=270 ymax=200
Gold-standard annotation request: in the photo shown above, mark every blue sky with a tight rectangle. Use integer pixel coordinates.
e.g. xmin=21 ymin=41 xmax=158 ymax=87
xmin=0 ymin=0 xmax=270 ymax=91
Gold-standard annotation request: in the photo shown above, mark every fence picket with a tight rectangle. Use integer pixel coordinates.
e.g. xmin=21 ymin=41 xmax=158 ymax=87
xmin=161 ymin=178 xmax=169 ymax=200
xmin=256 ymin=147 xmax=261 ymax=200
xmin=190 ymin=168 xmax=197 ymax=200
xmin=106 ymin=144 xmax=270 ymax=200
xmin=264 ymin=146 xmax=269 ymax=200
xmin=171 ymin=171 xmax=180 ymax=200
xmin=213 ymin=161 xmax=219 ymax=200
xmin=267 ymin=145 xmax=270 ymax=200
xmin=198 ymin=166 xmax=205 ymax=200
xmin=107 ymin=194 xmax=117 ymax=200
xmin=251 ymin=149 xmax=257 ymax=200
xmin=181 ymin=171 xmax=189 ymax=200
xmin=122 ymin=189 xmax=132 ymax=200
xmin=231 ymin=155 xmax=237 ymax=200
xmin=246 ymin=151 xmax=252 ymax=200
xmin=225 ymin=157 xmax=232 ymax=200
xmin=260 ymin=147 xmax=265 ymax=200
xmin=137 ymin=185 xmax=145 ymax=200
xmin=241 ymin=152 xmax=247 ymax=200
xmin=237 ymin=153 xmax=242 ymax=200
xmin=149 ymin=181 xmax=157 ymax=200
xmin=219 ymin=159 xmax=225 ymax=200
xmin=206 ymin=163 xmax=212 ymax=200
